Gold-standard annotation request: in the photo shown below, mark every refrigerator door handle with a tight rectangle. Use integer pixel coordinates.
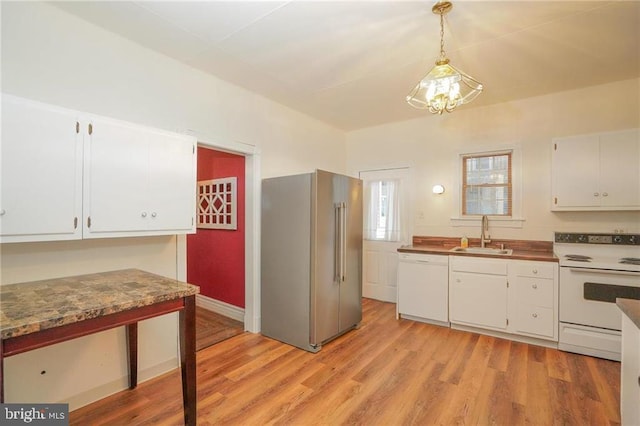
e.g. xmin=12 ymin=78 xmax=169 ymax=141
xmin=340 ymin=202 xmax=347 ymax=283
xmin=334 ymin=203 xmax=341 ymax=282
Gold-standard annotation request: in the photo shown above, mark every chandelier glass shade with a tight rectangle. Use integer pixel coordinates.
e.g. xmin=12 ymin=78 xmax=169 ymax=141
xmin=406 ymin=1 xmax=483 ymax=114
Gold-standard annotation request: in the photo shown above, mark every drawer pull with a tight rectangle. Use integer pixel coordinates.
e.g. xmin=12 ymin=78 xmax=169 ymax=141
xmin=532 ymin=313 xmax=538 ymax=318
xmin=532 ymin=284 xmax=538 ymax=289
xmin=532 ymin=269 xmax=538 ymax=274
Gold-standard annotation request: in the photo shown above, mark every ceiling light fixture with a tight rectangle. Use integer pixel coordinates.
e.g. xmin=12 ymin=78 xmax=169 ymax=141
xmin=406 ymin=1 xmax=483 ymax=114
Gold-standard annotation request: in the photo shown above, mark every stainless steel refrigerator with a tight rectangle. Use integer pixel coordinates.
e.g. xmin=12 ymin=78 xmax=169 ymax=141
xmin=261 ymin=170 xmax=363 ymax=352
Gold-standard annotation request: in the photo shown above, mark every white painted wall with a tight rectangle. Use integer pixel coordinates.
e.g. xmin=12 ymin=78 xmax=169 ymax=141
xmin=346 ymin=78 xmax=640 ymax=241
xmin=3 ymin=0 xmax=639 ymax=412
xmin=0 ymin=1 xmax=345 ymax=409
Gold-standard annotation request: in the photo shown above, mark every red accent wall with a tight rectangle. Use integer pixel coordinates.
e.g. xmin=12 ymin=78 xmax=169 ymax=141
xmin=187 ymin=147 xmax=245 ymax=308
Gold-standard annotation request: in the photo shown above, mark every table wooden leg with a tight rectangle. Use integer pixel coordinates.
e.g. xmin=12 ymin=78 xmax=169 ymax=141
xmin=126 ymin=323 xmax=138 ymax=389
xmin=179 ymin=295 xmax=196 ymax=426
xmin=1 ymin=343 xmax=4 ymax=403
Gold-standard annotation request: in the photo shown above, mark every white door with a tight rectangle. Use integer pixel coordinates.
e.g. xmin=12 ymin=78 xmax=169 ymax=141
xmin=359 ymin=168 xmax=409 ymax=303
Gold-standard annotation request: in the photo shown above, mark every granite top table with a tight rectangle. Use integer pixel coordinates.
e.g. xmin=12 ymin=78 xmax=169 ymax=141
xmin=1 ymin=268 xmax=199 ymax=339
xmin=617 ymin=298 xmax=640 ymax=329
xmin=0 ymin=269 xmax=199 ymax=425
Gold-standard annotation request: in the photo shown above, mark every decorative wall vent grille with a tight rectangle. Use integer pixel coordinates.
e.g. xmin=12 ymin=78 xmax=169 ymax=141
xmin=197 ymin=177 xmax=237 ymax=230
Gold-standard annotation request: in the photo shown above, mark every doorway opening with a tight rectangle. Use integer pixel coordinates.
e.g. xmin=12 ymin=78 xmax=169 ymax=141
xmin=187 ymin=147 xmax=246 ymax=349
xmin=177 ymin=138 xmax=261 ymax=348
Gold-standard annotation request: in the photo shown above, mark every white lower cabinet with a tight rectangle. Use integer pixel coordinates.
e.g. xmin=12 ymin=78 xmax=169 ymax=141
xmin=510 ymin=261 xmax=558 ymax=340
xmin=448 ymin=256 xmax=558 ymax=342
xmin=449 ymin=257 xmax=508 ymax=331
xmin=397 ymin=253 xmax=448 ymax=323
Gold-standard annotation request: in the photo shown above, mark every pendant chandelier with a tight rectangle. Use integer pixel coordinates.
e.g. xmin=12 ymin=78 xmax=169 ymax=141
xmin=406 ymin=1 xmax=483 ymax=114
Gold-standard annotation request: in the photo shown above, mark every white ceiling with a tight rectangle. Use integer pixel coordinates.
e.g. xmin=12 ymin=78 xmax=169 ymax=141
xmin=52 ymin=1 xmax=640 ymax=131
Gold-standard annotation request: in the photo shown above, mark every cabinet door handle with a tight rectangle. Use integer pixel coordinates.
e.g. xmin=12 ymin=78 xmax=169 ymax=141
xmin=0 ymin=209 xmax=5 ymax=216
xmin=532 ymin=313 xmax=538 ymax=318
xmin=151 ymin=212 xmax=157 ymax=218
xmin=594 ymin=192 xmax=600 ymax=197
xmin=532 ymin=284 xmax=538 ymax=289
xmin=602 ymin=192 xmax=608 ymax=197
xmin=141 ymin=212 xmax=147 ymax=218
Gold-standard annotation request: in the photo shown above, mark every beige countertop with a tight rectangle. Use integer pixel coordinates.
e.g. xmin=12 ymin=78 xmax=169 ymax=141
xmin=617 ymin=298 xmax=640 ymax=329
xmin=0 ymin=269 xmax=199 ymax=340
xmin=398 ymin=236 xmax=558 ymax=263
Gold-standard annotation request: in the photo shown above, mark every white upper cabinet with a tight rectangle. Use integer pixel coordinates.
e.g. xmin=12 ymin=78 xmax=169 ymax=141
xmin=599 ymin=130 xmax=640 ymax=208
xmin=83 ymin=116 xmax=196 ymax=238
xmin=147 ymin=131 xmax=197 ymax=232
xmin=1 ymin=95 xmax=83 ymax=243
xmin=552 ymin=129 xmax=640 ymax=211
xmin=1 ymin=94 xmax=196 ymax=243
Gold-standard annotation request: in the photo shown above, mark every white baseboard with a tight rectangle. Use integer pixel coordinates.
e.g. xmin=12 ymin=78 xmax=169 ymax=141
xmin=196 ymin=294 xmax=245 ymax=324
xmin=363 ymin=284 xmax=397 ymax=303
xmin=64 ymin=358 xmax=177 ymax=411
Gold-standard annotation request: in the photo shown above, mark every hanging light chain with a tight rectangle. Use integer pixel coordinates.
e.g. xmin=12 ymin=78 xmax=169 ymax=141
xmin=439 ymin=10 xmax=446 ymax=60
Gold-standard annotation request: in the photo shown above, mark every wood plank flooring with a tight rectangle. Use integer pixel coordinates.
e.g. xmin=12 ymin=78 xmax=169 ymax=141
xmin=196 ymin=307 xmax=244 ymax=352
xmin=70 ymin=298 xmax=621 ymax=425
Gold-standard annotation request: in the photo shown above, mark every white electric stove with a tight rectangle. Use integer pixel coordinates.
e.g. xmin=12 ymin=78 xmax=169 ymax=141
xmin=555 ymin=232 xmax=640 ymax=361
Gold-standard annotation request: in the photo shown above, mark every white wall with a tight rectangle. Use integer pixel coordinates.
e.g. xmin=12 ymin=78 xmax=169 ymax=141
xmin=346 ymin=78 xmax=640 ymax=242
xmin=0 ymin=1 xmax=345 ymax=409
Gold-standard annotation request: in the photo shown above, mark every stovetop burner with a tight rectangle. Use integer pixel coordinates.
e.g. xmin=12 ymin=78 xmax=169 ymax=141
xmin=555 ymin=232 xmax=640 ymax=272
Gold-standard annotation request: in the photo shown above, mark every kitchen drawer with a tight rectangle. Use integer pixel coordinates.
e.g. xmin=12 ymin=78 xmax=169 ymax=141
xmin=512 ymin=262 xmax=555 ymax=279
xmin=515 ymin=305 xmax=554 ymax=338
xmin=450 ymin=256 xmax=508 ymax=275
xmin=515 ymin=277 xmax=554 ymax=308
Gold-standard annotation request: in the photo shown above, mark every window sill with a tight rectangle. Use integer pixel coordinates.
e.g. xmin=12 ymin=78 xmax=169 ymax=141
xmin=450 ymin=216 xmax=525 ymax=228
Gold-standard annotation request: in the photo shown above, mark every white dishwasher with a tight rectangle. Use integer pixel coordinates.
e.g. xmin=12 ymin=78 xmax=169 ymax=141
xmin=397 ymin=252 xmax=449 ymax=325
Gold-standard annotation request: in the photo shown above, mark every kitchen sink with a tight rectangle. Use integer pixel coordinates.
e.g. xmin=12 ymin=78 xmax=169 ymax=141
xmin=449 ymin=247 xmax=513 ymax=256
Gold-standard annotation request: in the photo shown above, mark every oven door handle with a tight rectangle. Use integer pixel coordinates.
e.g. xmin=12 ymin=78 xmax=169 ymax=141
xmin=569 ymin=267 xmax=640 ymax=277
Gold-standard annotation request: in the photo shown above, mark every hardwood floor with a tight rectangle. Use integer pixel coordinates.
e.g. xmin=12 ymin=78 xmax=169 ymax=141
xmin=196 ymin=307 xmax=244 ymax=352
xmin=70 ymin=298 xmax=620 ymax=425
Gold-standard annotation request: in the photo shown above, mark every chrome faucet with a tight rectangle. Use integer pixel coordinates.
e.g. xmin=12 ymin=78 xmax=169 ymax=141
xmin=480 ymin=215 xmax=491 ymax=248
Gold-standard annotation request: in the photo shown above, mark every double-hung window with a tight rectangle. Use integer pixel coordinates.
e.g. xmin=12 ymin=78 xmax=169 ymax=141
xmin=462 ymin=151 xmax=512 ymax=216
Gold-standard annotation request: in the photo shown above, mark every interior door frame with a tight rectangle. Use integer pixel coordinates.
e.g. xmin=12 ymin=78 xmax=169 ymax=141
xmin=176 ymin=136 xmax=261 ymax=333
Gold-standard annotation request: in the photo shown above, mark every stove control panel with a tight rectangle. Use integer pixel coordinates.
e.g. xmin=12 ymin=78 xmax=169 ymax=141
xmin=555 ymin=232 xmax=639 ymax=245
